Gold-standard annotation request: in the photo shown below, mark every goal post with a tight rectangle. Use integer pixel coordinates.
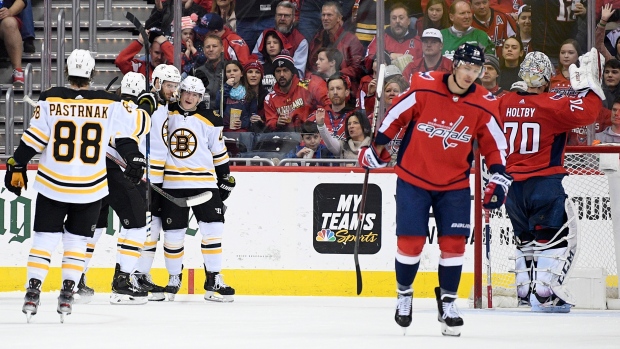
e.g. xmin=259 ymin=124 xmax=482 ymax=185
xmin=472 ymin=146 xmax=620 ymax=309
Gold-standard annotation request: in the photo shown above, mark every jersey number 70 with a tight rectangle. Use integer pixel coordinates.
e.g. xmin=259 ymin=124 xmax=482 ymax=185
xmin=504 ymin=121 xmax=541 ymax=155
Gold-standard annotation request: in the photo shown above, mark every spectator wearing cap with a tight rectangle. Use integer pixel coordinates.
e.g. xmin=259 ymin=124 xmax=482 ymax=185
xmin=480 ymin=55 xmax=506 ymax=97
xmin=253 ymin=1 xmax=309 ymax=77
xmin=308 ymin=74 xmax=358 ymax=140
xmin=364 ymin=4 xmax=423 ymax=74
xmin=471 ymin=0 xmax=517 ymax=55
xmin=440 ymin=0 xmax=495 ymax=59
xmin=181 ymin=15 xmax=207 ymax=79
xmin=516 ymin=5 xmax=531 ymax=54
xmin=402 ymin=28 xmax=453 ymax=81
xmin=145 ymin=0 xmax=207 ymax=36
xmin=195 ymin=34 xmax=226 ymax=105
xmin=257 ymin=29 xmax=294 ymax=91
xmin=115 ymin=27 xmax=174 ymax=75
xmin=308 ymin=1 xmax=365 ymax=95
xmin=264 ymin=54 xmax=330 ymax=131
xmin=195 ymin=13 xmax=252 ymax=65
xmin=0 ymin=0 xmax=26 ymax=84
xmin=243 ymin=59 xmax=270 ymax=132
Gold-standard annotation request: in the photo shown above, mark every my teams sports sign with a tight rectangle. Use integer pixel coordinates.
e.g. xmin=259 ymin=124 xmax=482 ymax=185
xmin=313 ymin=183 xmax=382 ymax=254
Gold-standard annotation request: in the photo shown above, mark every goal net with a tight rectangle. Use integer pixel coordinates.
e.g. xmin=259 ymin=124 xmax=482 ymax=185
xmin=472 ymin=146 xmax=620 ymax=309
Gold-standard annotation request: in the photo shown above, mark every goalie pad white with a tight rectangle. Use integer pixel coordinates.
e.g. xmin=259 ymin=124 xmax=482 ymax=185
xmin=569 ymin=47 xmax=606 ymax=100
xmin=532 ymin=199 xmax=579 ymax=305
xmin=512 ymin=246 xmax=534 ymax=299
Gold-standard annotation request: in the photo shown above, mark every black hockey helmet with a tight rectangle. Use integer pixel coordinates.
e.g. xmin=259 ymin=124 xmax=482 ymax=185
xmin=453 ymin=43 xmax=485 ymax=66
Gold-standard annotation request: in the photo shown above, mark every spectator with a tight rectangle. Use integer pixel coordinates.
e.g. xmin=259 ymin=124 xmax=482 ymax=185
xmin=257 ymin=30 xmax=293 ymax=92
xmin=308 ymin=74 xmax=357 ymax=140
xmin=365 ymin=4 xmax=422 ymax=74
xmin=307 ymin=1 xmax=365 ymax=94
xmin=299 ymin=0 xmax=355 ymax=42
xmin=471 ymin=0 xmax=517 ymax=54
xmin=0 ymin=0 xmax=25 ymax=84
xmin=488 ymin=0 xmax=523 ymax=18
xmin=549 ymin=39 xmax=580 ymax=97
xmin=235 ymin=0 xmax=277 ymax=50
xmin=480 ymin=55 xmax=506 ymax=97
xmin=243 ymin=59 xmax=269 ymax=132
xmin=264 ymin=54 xmax=329 ymax=131
xmin=19 ymin=0 xmax=34 ymax=53
xmin=181 ymin=15 xmax=207 ymax=79
xmin=115 ymin=31 xmax=174 ymax=76
xmin=357 ymin=52 xmax=391 ymax=115
xmin=498 ymin=36 xmax=524 ymax=91
xmin=195 ymin=13 xmax=252 ymax=65
xmin=440 ymin=0 xmax=496 ymax=59
xmin=313 ymin=47 xmax=343 ymax=81
xmin=597 ymin=5 xmax=620 ymax=66
xmin=402 ymin=28 xmax=452 ymax=81
xmin=415 ymin=0 xmax=451 ymax=35
xmin=595 ymin=96 xmax=620 ymax=144
xmin=215 ymin=60 xmax=258 ymax=132
xmin=253 ymin=1 xmax=309 ymax=77
xmin=194 ymin=34 xmax=226 ymax=105
xmin=372 ymin=74 xmax=410 ymax=165
xmin=604 ymin=59 xmax=620 ymax=110
xmin=361 ymin=64 xmax=402 ymax=115
xmin=316 ymin=109 xmax=372 ymax=165
xmin=285 ymin=121 xmax=335 ymax=162
xmin=145 ymin=0 xmax=207 ymax=36
xmin=515 ymin=5 xmax=531 ymax=54
xmin=212 ymin=0 xmax=236 ymax=32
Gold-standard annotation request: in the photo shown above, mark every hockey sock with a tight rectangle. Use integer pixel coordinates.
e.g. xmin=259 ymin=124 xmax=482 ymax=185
xmin=395 ymin=252 xmax=420 ymax=289
xmin=116 ymin=228 xmax=127 ymax=265
xmin=26 ymin=231 xmax=62 ymax=286
xmin=83 ymin=228 xmax=104 ymax=274
xmin=438 ymin=255 xmax=463 ymax=294
xmin=118 ymin=227 xmax=147 ymax=273
xmin=199 ymin=222 xmax=224 ymax=272
xmin=135 ymin=216 xmax=162 ymax=273
xmin=61 ymin=231 xmax=88 ymax=289
xmin=163 ymin=229 xmax=185 ymax=275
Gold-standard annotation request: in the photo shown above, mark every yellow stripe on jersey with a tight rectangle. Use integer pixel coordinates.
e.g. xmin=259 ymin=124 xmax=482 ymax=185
xmin=356 ymin=23 xmax=376 ymax=29
xmin=46 ymin=97 xmax=117 ymax=105
xmin=39 ymin=164 xmax=106 ymax=182
xmin=212 ymin=151 xmax=229 ymax=165
xmin=21 ymin=127 xmax=50 ymax=151
xmin=164 ymin=176 xmax=216 ymax=182
xmin=164 ymin=164 xmax=210 ymax=173
xmin=35 ymin=176 xmax=108 ymax=194
xmin=169 ymin=110 xmax=215 ymax=127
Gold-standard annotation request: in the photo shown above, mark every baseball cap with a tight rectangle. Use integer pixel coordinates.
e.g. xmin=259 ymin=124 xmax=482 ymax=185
xmin=194 ymin=13 xmax=225 ymax=36
xmin=384 ymin=65 xmax=402 ymax=78
xmin=484 ymin=55 xmax=501 ymax=74
xmin=518 ymin=5 xmax=531 ymax=18
xmin=510 ymin=81 xmax=528 ymax=92
xmin=421 ymin=28 xmax=443 ymax=43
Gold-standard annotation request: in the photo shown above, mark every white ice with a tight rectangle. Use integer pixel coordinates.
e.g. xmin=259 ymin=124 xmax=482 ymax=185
xmin=1 ymin=293 xmax=620 ymax=349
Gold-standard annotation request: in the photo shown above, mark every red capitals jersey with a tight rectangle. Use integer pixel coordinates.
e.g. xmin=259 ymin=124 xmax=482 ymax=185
xmin=375 ymin=71 xmax=507 ymax=191
xmin=472 ymin=8 xmax=517 ymax=55
xmin=499 ymin=91 xmax=601 ymax=181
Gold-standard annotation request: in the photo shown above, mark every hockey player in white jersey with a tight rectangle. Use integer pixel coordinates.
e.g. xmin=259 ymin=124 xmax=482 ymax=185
xmin=157 ymin=76 xmax=236 ymax=302
xmin=4 ymin=49 xmax=147 ymax=322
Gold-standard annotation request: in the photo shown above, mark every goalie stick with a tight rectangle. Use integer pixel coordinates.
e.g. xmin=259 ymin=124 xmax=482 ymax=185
xmin=106 ymin=152 xmax=212 ymax=208
xmin=354 ymin=63 xmax=386 ymax=295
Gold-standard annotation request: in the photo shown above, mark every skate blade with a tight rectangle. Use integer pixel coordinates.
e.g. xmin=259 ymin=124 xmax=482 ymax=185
xmin=109 ymin=293 xmax=148 ymax=305
xmin=167 ymin=293 xmax=177 ymax=302
xmin=204 ymin=292 xmax=234 ymax=303
xmin=25 ymin=310 xmax=34 ymax=323
xmin=73 ymin=294 xmax=93 ymax=304
xmin=533 ymin=304 xmax=571 ymax=313
xmin=440 ymin=323 xmax=462 ymax=337
xmin=148 ymin=293 xmax=166 ymax=301
xmin=59 ymin=313 xmax=65 ymax=324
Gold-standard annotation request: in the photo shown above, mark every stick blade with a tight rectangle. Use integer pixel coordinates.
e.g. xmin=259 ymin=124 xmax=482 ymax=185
xmin=356 ymin=263 xmax=363 ymax=295
xmin=185 ymin=191 xmax=213 ymax=207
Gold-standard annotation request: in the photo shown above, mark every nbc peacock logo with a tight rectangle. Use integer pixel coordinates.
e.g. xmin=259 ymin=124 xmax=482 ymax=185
xmin=316 ymin=229 xmax=336 ymax=242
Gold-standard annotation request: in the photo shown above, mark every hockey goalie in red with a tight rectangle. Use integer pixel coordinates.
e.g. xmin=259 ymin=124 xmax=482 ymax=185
xmin=499 ymin=49 xmax=604 ymax=313
xmin=358 ymin=43 xmax=509 ymax=337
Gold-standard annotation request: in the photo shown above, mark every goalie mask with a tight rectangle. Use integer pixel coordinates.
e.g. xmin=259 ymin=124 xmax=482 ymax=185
xmin=519 ymin=51 xmax=553 ymax=88
xmin=120 ymin=72 xmax=146 ymax=97
xmin=67 ymin=49 xmax=95 ymax=78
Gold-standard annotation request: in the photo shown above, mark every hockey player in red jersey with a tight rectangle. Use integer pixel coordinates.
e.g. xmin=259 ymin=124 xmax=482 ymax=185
xmin=358 ymin=43 xmax=509 ymax=336
xmin=499 ymin=49 xmax=604 ymax=313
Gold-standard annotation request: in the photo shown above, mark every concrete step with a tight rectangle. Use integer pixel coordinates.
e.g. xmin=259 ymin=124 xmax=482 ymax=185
xmin=32 ymin=2 xmax=152 ymax=24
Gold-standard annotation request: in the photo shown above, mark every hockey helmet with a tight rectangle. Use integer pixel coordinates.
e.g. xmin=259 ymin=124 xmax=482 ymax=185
xmin=67 ymin=49 xmax=95 ymax=78
xmin=121 ymin=72 xmax=146 ymax=97
xmin=151 ymin=64 xmax=182 ymax=87
xmin=453 ymin=43 xmax=485 ymax=66
xmin=519 ymin=51 xmax=554 ymax=88
xmin=180 ymin=76 xmax=206 ymax=99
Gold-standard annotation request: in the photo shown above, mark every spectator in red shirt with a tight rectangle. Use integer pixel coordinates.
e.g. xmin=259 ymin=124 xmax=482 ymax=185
xmin=114 ymin=30 xmax=174 ymax=75
xmin=480 ymin=55 xmax=506 ymax=97
xmin=195 ymin=13 xmax=252 ymax=65
xmin=471 ymin=0 xmax=517 ymax=54
xmin=402 ymin=28 xmax=453 ymax=81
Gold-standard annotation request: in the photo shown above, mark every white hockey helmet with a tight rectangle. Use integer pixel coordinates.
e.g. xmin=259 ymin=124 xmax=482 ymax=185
xmin=67 ymin=49 xmax=95 ymax=78
xmin=151 ymin=64 xmax=181 ymax=87
xmin=519 ymin=51 xmax=554 ymax=88
xmin=120 ymin=72 xmax=146 ymax=97
xmin=179 ymin=76 xmax=206 ymax=99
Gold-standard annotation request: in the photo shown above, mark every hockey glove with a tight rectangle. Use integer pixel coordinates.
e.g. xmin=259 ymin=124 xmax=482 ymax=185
xmin=123 ymin=153 xmax=146 ymax=185
xmin=358 ymin=145 xmax=391 ymax=169
xmin=218 ymin=175 xmax=236 ymax=201
xmin=569 ymin=47 xmax=606 ymax=100
xmin=137 ymin=92 xmax=158 ymax=116
xmin=483 ymin=172 xmax=513 ymax=210
xmin=4 ymin=157 xmax=28 ymax=196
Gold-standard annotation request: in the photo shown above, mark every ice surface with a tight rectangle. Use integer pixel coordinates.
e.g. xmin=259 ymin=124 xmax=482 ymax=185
xmin=1 ymin=293 xmax=620 ymax=349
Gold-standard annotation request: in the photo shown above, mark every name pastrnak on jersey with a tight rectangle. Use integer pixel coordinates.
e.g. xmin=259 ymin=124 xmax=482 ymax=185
xmin=21 ymin=87 xmax=142 ymax=203
xmin=163 ymin=103 xmax=228 ymax=189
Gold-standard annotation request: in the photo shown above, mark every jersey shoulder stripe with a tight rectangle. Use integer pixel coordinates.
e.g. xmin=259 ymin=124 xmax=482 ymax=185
xmin=39 ymin=87 xmax=121 ymax=102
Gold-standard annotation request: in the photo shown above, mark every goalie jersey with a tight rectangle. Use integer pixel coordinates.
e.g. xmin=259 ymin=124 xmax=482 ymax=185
xmin=21 ymin=87 xmax=143 ymax=203
xmin=163 ymin=102 xmax=229 ymax=189
xmin=499 ymin=91 xmax=601 ymax=181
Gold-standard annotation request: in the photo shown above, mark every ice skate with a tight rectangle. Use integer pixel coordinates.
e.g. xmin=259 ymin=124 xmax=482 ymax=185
xmin=74 ymin=273 xmax=94 ymax=304
xmin=110 ymin=272 xmax=148 ymax=305
xmin=22 ymin=278 xmax=42 ymax=323
xmin=57 ymin=280 xmax=75 ymax=323
xmin=532 ymin=293 xmax=571 ymax=313
xmin=163 ymin=273 xmax=182 ymax=301
xmin=133 ymin=272 xmax=159 ymax=291
xmin=435 ymin=287 xmax=463 ymax=337
xmin=394 ymin=289 xmax=413 ymax=335
xmin=204 ymin=272 xmax=235 ymax=302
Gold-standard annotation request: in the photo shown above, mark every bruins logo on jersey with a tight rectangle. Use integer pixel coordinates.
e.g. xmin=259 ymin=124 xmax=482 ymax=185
xmin=162 ymin=119 xmax=169 ymax=146
xmin=170 ymin=128 xmax=197 ymax=158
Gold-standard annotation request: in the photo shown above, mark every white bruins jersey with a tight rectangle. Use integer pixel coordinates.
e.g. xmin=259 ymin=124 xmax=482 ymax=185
xmin=149 ymin=103 xmax=170 ymax=184
xmin=106 ymin=100 xmax=151 ymax=171
xmin=163 ymin=103 xmax=228 ymax=189
xmin=22 ymin=87 xmax=143 ymax=203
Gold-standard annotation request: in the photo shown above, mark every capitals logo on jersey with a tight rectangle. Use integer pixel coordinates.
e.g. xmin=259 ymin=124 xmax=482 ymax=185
xmin=231 ymin=39 xmax=246 ymax=46
xmin=417 ymin=115 xmax=472 ymax=149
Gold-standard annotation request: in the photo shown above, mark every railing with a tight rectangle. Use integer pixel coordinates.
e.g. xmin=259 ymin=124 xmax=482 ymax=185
xmin=57 ymin=10 xmax=66 ymax=87
xmin=41 ymin=0 xmax=52 ymax=90
xmin=5 ymin=87 xmax=14 ymax=156
xmin=229 ymin=158 xmax=276 ymax=166
xmin=23 ymin=63 xmax=33 ymax=130
xmin=88 ymin=0 xmax=97 ymax=52
xmin=72 ymin=0 xmax=80 ymax=50
xmin=279 ymin=159 xmax=358 ymax=166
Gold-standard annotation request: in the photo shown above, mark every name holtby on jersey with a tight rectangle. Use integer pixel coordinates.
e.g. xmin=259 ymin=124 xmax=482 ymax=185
xmin=505 ymin=107 xmax=536 ymax=118
xmin=417 ymin=115 xmax=472 ymax=149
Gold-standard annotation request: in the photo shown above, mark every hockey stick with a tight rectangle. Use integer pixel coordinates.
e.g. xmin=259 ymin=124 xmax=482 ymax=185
xmin=105 ymin=152 xmax=212 ymax=207
xmin=484 ymin=208 xmax=493 ymax=309
xmin=354 ymin=64 xmax=386 ymax=295
xmin=105 ymin=76 xmax=119 ymax=91
xmin=23 ymin=95 xmax=37 ymax=107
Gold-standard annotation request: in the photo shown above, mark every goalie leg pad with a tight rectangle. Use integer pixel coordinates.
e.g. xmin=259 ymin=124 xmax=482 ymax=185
xmin=514 ymin=246 xmax=534 ymax=300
